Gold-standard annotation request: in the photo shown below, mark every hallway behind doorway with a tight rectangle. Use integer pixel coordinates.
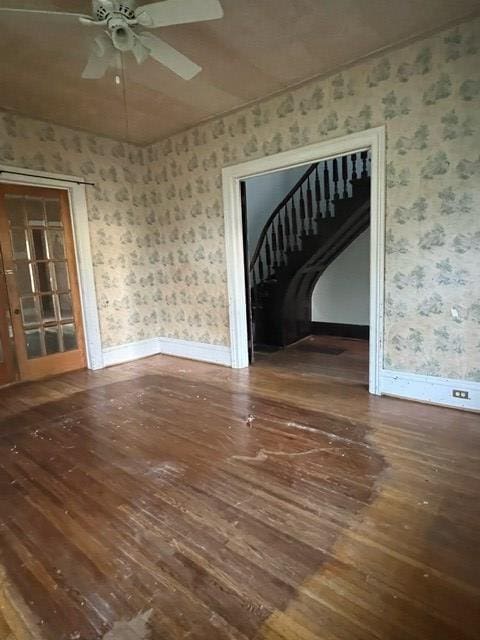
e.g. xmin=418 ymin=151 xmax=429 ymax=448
xmin=254 ymin=335 xmax=369 ymax=386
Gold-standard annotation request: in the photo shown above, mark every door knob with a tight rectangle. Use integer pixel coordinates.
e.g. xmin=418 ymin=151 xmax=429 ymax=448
xmin=13 ymin=309 xmax=20 ymax=315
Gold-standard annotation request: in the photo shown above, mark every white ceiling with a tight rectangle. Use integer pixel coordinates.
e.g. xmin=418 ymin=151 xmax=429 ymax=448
xmin=0 ymin=0 xmax=478 ymax=144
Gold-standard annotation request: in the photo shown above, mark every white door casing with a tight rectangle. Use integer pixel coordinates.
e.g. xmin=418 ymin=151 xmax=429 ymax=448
xmin=222 ymin=126 xmax=386 ymax=395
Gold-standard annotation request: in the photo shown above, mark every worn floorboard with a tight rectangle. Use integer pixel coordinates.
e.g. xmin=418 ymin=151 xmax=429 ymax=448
xmin=0 ymin=338 xmax=479 ymax=639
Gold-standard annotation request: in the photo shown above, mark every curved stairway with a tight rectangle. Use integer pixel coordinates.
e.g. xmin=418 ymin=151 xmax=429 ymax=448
xmin=250 ymin=152 xmax=371 ymax=348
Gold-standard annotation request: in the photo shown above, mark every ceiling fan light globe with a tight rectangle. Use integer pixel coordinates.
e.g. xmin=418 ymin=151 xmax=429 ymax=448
xmin=112 ymin=27 xmax=134 ymax=51
xmin=109 ymin=17 xmax=135 ymax=51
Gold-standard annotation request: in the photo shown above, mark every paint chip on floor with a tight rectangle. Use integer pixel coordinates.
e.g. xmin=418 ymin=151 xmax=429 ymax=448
xmin=101 ymin=609 xmax=153 ymax=639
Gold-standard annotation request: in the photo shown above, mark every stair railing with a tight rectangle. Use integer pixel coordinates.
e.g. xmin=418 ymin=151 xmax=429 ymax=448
xmin=249 ymin=163 xmax=318 ymax=285
xmin=249 ymin=151 xmax=370 ymax=289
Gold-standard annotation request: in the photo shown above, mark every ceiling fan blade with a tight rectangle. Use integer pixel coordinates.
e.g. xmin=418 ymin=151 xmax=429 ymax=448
xmin=0 ymin=8 xmax=91 ymax=20
xmin=132 ymin=38 xmax=150 ymax=65
xmin=139 ymin=33 xmax=201 ymax=80
xmin=79 ymin=17 xmax=107 ymax=26
xmin=82 ymin=35 xmax=117 ymax=80
xmin=136 ymin=0 xmax=223 ymax=28
xmin=98 ymin=0 xmax=115 ymax=9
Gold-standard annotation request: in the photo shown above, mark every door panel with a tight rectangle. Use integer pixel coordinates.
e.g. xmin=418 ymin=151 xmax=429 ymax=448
xmin=0 ymin=184 xmax=86 ymax=382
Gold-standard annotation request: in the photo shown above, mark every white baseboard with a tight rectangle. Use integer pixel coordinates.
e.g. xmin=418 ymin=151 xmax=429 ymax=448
xmin=102 ymin=336 xmax=231 ymax=368
xmin=102 ymin=337 xmax=160 ymax=367
xmin=380 ymin=370 xmax=480 ymax=411
xmin=156 ymin=337 xmax=231 ymax=366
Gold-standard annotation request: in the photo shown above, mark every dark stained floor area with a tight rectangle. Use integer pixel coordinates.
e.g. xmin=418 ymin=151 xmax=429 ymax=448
xmin=254 ymin=335 xmax=369 ymax=385
xmin=0 ymin=340 xmax=479 ymax=639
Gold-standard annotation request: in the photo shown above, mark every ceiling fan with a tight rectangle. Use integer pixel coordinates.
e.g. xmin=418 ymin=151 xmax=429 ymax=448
xmin=0 ymin=0 xmax=224 ymax=80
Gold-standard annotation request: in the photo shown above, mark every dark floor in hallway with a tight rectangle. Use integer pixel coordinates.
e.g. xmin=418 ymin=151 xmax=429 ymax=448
xmin=0 ymin=351 xmax=478 ymax=639
xmin=254 ymin=335 xmax=369 ymax=386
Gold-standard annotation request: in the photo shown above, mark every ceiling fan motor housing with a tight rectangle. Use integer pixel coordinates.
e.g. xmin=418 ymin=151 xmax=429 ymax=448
xmin=94 ymin=1 xmax=136 ymax=23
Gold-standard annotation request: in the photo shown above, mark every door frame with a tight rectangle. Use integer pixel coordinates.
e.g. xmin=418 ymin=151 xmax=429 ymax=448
xmin=0 ymin=165 xmax=103 ymax=371
xmin=222 ymin=126 xmax=386 ymax=395
xmin=0 ymin=245 xmax=16 ymax=384
xmin=239 ymin=180 xmax=255 ymax=364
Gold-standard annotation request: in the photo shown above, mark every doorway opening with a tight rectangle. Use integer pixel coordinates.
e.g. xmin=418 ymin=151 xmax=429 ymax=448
xmin=0 ymin=183 xmax=87 ymax=384
xmin=241 ymin=150 xmax=370 ymax=386
xmin=222 ymin=127 xmax=385 ymax=394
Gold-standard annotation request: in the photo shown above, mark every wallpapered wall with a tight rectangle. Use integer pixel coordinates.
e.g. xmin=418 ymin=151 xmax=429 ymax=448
xmin=0 ymin=17 xmax=479 ymax=380
xmin=0 ymin=111 xmax=157 ymax=347
xmin=144 ymin=17 xmax=480 ymax=381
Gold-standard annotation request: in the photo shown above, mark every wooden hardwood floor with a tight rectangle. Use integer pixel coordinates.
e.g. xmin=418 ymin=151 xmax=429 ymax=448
xmin=254 ymin=335 xmax=370 ymax=385
xmin=0 ymin=342 xmax=479 ymax=639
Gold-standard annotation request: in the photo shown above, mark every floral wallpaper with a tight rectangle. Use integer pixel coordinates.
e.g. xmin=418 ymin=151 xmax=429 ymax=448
xmin=144 ymin=17 xmax=480 ymax=381
xmin=0 ymin=111 xmax=156 ymax=347
xmin=0 ymin=17 xmax=479 ymax=381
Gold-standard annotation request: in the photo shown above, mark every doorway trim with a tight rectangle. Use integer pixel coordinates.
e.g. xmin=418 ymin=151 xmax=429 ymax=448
xmin=222 ymin=126 xmax=385 ymax=395
xmin=0 ymin=164 xmax=104 ymax=370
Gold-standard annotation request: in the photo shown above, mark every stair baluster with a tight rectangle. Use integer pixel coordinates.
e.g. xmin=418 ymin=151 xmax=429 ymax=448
xmin=306 ymin=176 xmax=314 ymax=235
xmin=299 ymin=185 xmax=306 ymax=237
xmin=324 ymin=163 xmax=331 ymax=217
xmin=351 ymin=153 xmax=358 ymax=180
xmin=315 ymin=167 xmax=322 ymax=223
xmin=251 ymin=268 xmax=257 ymax=309
xmin=265 ymin=236 xmax=272 ymax=276
xmin=291 ymin=198 xmax=299 ymax=251
xmin=277 ymin=215 xmax=285 ymax=265
xmin=258 ymin=256 xmax=264 ymax=281
xmin=342 ymin=155 xmax=349 ymax=199
xmin=284 ymin=205 xmax=291 ymax=252
xmin=361 ymin=150 xmax=369 ymax=178
xmin=271 ymin=223 xmax=278 ymax=269
xmin=332 ymin=158 xmax=339 ymax=202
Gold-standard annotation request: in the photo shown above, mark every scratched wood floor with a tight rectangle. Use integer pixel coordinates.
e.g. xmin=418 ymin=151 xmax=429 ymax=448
xmin=0 ymin=337 xmax=479 ymax=639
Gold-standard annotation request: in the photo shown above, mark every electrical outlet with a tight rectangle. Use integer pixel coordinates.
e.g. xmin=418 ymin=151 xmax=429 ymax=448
xmin=452 ymin=389 xmax=469 ymax=400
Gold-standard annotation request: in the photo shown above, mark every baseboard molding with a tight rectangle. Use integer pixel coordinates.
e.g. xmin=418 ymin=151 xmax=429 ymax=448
xmin=102 ymin=337 xmax=159 ymax=367
xmin=311 ymin=321 xmax=369 ymax=340
xmin=380 ymin=370 xmax=480 ymax=412
xmin=156 ymin=337 xmax=231 ymax=367
xmin=102 ymin=337 xmax=231 ymax=368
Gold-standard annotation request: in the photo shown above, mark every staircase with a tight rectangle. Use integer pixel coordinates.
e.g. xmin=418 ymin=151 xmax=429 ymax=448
xmin=250 ymin=151 xmax=370 ymax=348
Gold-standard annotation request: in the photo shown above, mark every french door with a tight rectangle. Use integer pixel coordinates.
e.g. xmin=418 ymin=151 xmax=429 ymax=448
xmin=0 ymin=184 xmax=86 ymax=382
